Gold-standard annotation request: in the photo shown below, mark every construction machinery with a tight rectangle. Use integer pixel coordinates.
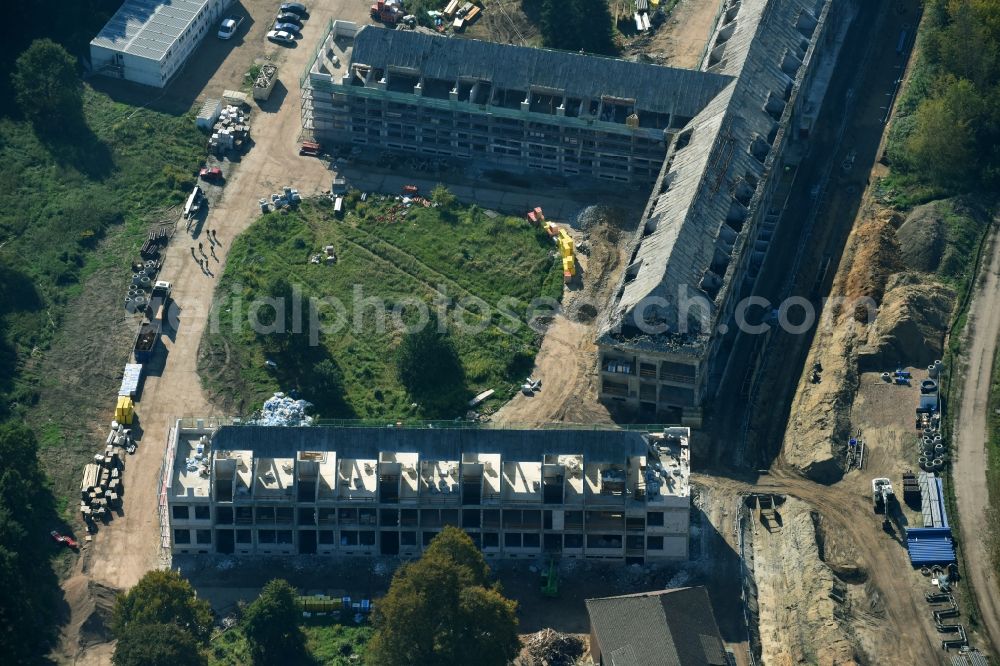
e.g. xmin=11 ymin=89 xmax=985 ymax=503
xmin=371 ymin=0 xmax=404 ymax=24
xmin=148 ymin=280 xmax=172 ymax=324
xmin=132 ymin=320 xmax=160 ymax=363
xmin=872 ymin=477 xmax=895 ymax=514
xmin=556 ymin=228 xmax=576 ymax=281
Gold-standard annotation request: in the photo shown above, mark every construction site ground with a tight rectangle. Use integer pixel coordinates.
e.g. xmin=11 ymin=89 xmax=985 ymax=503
xmin=52 ymin=1 xmax=656 ymax=662
xmin=622 ymin=0 xmax=721 ymax=68
xmin=42 ymin=2 xmax=985 ymax=666
xmin=692 ymin=0 xmax=969 ymax=662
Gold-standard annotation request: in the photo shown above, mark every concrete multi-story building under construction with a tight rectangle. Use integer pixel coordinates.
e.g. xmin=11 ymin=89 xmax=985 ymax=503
xmin=163 ymin=423 xmax=691 ymax=564
xmin=301 ymin=0 xmax=856 ymax=422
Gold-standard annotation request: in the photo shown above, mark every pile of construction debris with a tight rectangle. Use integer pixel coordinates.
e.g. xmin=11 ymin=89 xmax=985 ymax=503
xmin=249 ymin=392 xmax=313 ymax=426
xmin=260 ymin=186 xmax=302 ymax=213
xmin=79 ymin=424 xmax=134 ymax=529
xmin=209 ymin=104 xmax=250 ymax=154
xmin=514 ymin=629 xmax=584 ymax=666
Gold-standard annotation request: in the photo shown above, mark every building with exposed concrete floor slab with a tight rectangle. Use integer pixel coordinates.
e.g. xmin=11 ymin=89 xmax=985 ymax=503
xmin=163 ymin=423 xmax=691 ymax=563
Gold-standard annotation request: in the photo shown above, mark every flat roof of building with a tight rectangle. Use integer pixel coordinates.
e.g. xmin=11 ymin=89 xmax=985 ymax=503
xmin=211 ymin=425 xmax=657 ymax=463
xmin=91 ymin=0 xmax=210 ymax=62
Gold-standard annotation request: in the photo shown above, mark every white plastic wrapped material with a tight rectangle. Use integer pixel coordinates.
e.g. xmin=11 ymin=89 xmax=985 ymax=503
xmin=249 ymin=392 xmax=314 ymax=427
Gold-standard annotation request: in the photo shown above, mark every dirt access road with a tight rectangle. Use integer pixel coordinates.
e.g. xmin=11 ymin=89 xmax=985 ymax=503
xmin=952 ymin=229 xmax=1000 ymax=652
xmin=60 ymin=1 xmax=370 ymax=661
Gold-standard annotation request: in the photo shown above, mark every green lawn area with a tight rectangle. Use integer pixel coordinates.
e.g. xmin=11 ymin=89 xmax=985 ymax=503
xmin=201 ymin=196 xmax=563 ymax=418
xmin=209 ymin=621 xmax=371 ymax=666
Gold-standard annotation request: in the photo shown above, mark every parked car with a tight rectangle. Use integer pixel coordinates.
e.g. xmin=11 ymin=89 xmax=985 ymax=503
xmin=274 ymin=21 xmax=302 ymax=34
xmin=266 ymin=30 xmax=295 ymax=45
xmin=217 ymin=16 xmax=243 ymax=39
xmin=199 ymin=167 xmax=223 ymax=182
xmin=276 ymin=12 xmax=303 ymax=25
xmin=279 ymin=2 xmax=307 ymax=15
xmin=51 ymin=531 xmax=79 ymax=550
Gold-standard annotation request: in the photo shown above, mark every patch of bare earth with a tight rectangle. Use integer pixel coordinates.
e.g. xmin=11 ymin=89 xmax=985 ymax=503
xmin=492 ymin=207 xmax=635 ymax=425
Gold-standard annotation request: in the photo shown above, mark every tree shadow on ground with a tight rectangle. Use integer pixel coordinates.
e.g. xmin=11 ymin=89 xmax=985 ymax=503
xmin=34 ymin=109 xmax=114 ymax=181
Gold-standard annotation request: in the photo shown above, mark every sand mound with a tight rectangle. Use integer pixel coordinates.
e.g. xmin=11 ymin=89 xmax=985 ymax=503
xmin=56 ymin=575 xmax=118 ymax=661
xmin=857 ymin=273 xmax=954 ymax=371
xmin=896 ymin=202 xmax=947 ymax=272
xmin=842 ymin=210 xmax=902 ymax=322
xmin=781 ymin=324 xmax=858 ymax=483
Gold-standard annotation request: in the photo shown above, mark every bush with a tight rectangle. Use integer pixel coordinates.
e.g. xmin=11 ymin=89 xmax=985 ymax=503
xmin=396 ymin=313 xmax=467 ymax=415
xmin=112 ymin=622 xmax=207 ymax=666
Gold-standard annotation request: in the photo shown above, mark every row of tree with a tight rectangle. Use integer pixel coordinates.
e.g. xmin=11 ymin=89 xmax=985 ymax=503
xmin=892 ymin=0 xmax=1000 ymax=190
xmin=111 ymin=527 xmax=520 ymax=665
xmin=0 ymin=423 xmax=63 ymax=661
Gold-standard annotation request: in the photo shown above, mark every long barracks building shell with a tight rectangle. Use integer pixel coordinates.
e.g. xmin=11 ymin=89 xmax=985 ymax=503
xmin=302 ymin=0 xmax=854 ymax=422
xmin=164 ymin=423 xmax=691 ymax=563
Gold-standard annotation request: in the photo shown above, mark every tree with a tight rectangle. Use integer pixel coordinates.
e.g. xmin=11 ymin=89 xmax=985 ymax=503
xmin=0 ymin=423 xmax=61 ymax=662
xmin=572 ymin=0 xmax=617 ymax=55
xmin=367 ymin=527 xmax=520 ymax=666
xmin=242 ymin=579 xmax=307 ymax=665
xmin=431 ymin=183 xmax=456 ymax=209
xmin=111 ymin=570 xmax=213 ymax=644
xmin=422 ymin=525 xmax=490 ymax=587
xmin=112 ymin=622 xmax=206 ymax=666
xmin=395 ymin=313 xmax=466 ymax=415
xmin=537 ymin=0 xmax=616 ymax=55
xmin=10 ymin=39 xmax=81 ymax=126
xmin=905 ymin=77 xmax=986 ymax=187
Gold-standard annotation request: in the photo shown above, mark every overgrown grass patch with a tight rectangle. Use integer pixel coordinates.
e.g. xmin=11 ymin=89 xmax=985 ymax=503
xmin=934 ymin=200 xmax=991 ymax=292
xmin=209 ymin=621 xmax=371 ymax=666
xmin=303 ymin=622 xmax=373 ymax=665
xmin=0 ymin=85 xmax=205 ymax=416
xmin=201 ymin=197 xmax=562 ymax=418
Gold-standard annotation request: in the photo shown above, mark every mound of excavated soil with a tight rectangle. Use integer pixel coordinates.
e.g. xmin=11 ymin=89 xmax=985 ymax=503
xmin=781 ymin=323 xmax=857 ymax=483
xmin=56 ymin=576 xmax=118 ymax=662
xmin=857 ymin=273 xmax=954 ymax=371
xmin=895 ymin=202 xmax=946 ymax=273
xmin=843 ymin=210 xmax=902 ymax=322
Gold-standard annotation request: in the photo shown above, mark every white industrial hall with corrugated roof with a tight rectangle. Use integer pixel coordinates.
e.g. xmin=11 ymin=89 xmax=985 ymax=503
xmin=90 ymin=0 xmax=228 ymax=87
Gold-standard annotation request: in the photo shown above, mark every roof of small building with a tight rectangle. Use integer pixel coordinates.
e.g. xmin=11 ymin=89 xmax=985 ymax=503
xmin=91 ymin=0 xmax=210 ymax=62
xmin=212 ymin=425 xmax=655 ymax=463
xmin=348 ymin=26 xmax=733 ymax=118
xmin=585 ymin=587 xmax=727 ymax=666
